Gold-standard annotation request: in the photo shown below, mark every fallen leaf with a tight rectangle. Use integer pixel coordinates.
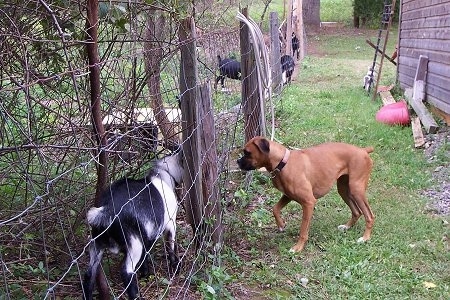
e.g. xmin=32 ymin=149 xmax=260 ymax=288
xmin=423 ymin=281 xmax=437 ymax=289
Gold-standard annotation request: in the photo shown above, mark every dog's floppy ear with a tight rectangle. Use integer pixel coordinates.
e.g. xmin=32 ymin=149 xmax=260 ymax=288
xmin=254 ymin=137 xmax=270 ymax=154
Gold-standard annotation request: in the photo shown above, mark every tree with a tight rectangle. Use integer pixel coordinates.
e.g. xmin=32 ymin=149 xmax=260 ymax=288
xmin=143 ymin=8 xmax=180 ymax=151
xmin=353 ymin=0 xmax=399 ymax=28
xmin=303 ymin=0 xmax=320 ymax=27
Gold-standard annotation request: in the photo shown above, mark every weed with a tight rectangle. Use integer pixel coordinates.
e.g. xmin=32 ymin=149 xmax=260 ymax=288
xmin=195 ymin=265 xmax=235 ymax=300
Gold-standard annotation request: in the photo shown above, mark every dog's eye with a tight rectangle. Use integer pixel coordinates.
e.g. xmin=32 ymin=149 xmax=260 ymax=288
xmin=243 ymin=150 xmax=250 ymax=157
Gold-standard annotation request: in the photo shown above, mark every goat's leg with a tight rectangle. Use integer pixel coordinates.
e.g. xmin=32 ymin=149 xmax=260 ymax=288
xmin=138 ymin=238 xmax=157 ymax=278
xmin=215 ymin=75 xmax=223 ymax=89
xmin=164 ymin=222 xmax=179 ymax=275
xmin=82 ymin=242 xmax=104 ymax=300
xmin=121 ymin=236 xmax=143 ymax=300
xmin=138 ymin=249 xmax=150 ymax=278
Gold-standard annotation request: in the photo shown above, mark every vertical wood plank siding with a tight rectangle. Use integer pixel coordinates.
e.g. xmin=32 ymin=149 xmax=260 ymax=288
xmin=398 ymin=0 xmax=450 ymax=114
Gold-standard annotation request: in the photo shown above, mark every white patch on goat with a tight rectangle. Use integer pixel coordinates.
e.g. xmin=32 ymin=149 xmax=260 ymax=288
xmin=150 ymin=175 xmax=178 ymax=246
xmin=86 ymin=207 xmax=103 ymax=225
xmin=282 ymin=72 xmax=287 ymax=84
xmin=124 ymin=235 xmax=143 ymax=273
xmin=144 ymin=220 xmax=156 ymax=239
xmin=109 ymin=245 xmax=120 ymax=254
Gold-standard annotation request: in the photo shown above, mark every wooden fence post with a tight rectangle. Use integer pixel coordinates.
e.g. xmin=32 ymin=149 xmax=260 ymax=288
xmin=285 ymin=0 xmax=293 ymax=56
xmin=240 ymin=7 xmax=261 ymax=142
xmin=198 ymin=83 xmax=223 ymax=248
xmin=270 ymin=12 xmax=282 ymax=93
xmin=295 ymin=0 xmax=306 ymax=60
xmin=178 ymin=17 xmax=204 ymax=249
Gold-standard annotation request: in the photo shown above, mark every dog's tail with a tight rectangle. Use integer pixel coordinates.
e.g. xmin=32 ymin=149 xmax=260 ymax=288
xmin=217 ymin=55 xmax=222 ymax=65
xmin=87 ymin=206 xmax=112 ymax=228
xmin=364 ymin=146 xmax=374 ymax=154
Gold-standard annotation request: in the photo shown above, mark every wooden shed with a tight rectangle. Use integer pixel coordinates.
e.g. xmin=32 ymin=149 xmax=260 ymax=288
xmin=397 ymin=0 xmax=450 ymax=118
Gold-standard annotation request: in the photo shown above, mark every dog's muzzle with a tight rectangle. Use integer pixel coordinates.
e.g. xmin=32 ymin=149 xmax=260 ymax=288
xmin=237 ymin=157 xmax=256 ymax=171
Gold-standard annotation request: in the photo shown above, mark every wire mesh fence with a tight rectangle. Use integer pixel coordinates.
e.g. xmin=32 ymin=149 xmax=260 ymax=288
xmin=0 ymin=1 xmax=292 ymax=298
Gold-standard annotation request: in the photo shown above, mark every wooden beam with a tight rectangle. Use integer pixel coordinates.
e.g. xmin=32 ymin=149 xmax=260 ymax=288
xmin=404 ymin=56 xmax=439 ymax=134
xmin=365 ymin=39 xmax=397 ymax=66
xmin=379 ymin=90 xmax=396 ymax=106
xmin=430 ymin=106 xmax=450 ymax=126
xmin=405 ymin=88 xmax=439 ymax=134
xmin=411 ymin=116 xmax=425 ymax=148
xmin=414 ymin=55 xmax=428 ymax=81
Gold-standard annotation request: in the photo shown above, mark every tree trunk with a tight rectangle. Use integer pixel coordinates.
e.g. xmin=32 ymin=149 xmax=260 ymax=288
xmin=144 ymin=9 xmax=180 ymax=150
xmin=86 ymin=0 xmax=109 ymax=298
xmin=178 ymin=17 xmax=203 ymax=249
xmin=303 ymin=0 xmax=320 ymax=27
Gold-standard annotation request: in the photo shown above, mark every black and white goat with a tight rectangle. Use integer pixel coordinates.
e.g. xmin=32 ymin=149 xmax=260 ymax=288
xmin=363 ymin=66 xmax=376 ymax=92
xmin=215 ymin=55 xmax=241 ymax=89
xmin=82 ymin=152 xmax=184 ymax=300
xmin=281 ymin=54 xmax=295 ymax=85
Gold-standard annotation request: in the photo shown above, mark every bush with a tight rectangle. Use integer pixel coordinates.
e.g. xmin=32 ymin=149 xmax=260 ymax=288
xmin=353 ymin=0 xmax=399 ymax=28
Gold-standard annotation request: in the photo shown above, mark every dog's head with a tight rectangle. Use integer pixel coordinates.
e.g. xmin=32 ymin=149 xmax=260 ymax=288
xmin=237 ymin=136 xmax=271 ymax=171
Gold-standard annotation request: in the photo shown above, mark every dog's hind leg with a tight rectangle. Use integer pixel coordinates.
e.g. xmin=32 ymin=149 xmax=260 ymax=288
xmin=347 ymin=169 xmax=375 ymax=243
xmin=121 ymin=235 xmax=143 ymax=300
xmin=349 ymin=186 xmax=374 ymax=243
xmin=337 ymin=175 xmax=362 ymax=231
xmin=82 ymin=242 xmax=104 ymax=300
xmin=272 ymin=195 xmax=291 ymax=231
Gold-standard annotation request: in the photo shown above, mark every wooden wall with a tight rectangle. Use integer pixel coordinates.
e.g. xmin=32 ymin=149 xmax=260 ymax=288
xmin=398 ymin=0 xmax=450 ymax=114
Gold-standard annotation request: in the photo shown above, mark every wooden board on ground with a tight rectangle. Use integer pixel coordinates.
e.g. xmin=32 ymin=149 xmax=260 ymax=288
xmin=411 ymin=116 xmax=425 ymax=148
xmin=405 ymin=88 xmax=439 ymax=134
xmin=379 ymin=91 xmax=396 ymax=106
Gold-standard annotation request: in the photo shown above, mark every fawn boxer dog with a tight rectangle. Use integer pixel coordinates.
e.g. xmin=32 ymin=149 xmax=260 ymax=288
xmin=237 ymin=136 xmax=375 ymax=253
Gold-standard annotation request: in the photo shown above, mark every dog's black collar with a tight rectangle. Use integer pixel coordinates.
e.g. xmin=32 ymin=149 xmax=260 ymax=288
xmin=271 ymin=149 xmax=290 ymax=177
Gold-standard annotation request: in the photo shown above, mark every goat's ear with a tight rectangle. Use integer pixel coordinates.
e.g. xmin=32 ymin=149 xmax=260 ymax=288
xmin=254 ymin=138 xmax=270 ymax=154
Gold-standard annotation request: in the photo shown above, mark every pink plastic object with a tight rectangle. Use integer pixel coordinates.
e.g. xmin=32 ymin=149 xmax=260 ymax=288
xmin=375 ymin=100 xmax=410 ymax=126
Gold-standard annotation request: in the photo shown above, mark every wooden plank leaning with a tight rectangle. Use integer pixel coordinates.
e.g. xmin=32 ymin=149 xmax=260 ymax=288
xmin=404 ymin=55 xmax=439 ymax=134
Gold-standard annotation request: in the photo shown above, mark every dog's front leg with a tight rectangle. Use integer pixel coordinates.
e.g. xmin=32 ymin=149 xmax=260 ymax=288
xmin=272 ymin=195 xmax=291 ymax=231
xmin=290 ymin=197 xmax=317 ymax=253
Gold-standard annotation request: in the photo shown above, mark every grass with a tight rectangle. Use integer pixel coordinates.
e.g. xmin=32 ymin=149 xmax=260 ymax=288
xmin=221 ymin=26 xmax=450 ymax=300
xmin=321 ymin=0 xmax=354 ymax=23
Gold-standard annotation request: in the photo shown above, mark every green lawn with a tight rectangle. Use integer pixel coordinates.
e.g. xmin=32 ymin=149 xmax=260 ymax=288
xmin=218 ymin=25 xmax=450 ymax=300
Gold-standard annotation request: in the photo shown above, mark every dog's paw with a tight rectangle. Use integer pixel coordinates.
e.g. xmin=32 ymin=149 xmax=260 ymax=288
xmin=289 ymin=243 xmax=304 ymax=253
xmin=337 ymin=224 xmax=350 ymax=231
xmin=357 ymin=237 xmax=366 ymax=243
xmin=278 ymin=226 xmax=285 ymax=232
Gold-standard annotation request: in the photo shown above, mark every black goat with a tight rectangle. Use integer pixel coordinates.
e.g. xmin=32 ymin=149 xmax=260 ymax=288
xmin=281 ymin=54 xmax=295 ymax=85
xmin=292 ymin=32 xmax=300 ymax=60
xmin=215 ymin=55 xmax=241 ymax=89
